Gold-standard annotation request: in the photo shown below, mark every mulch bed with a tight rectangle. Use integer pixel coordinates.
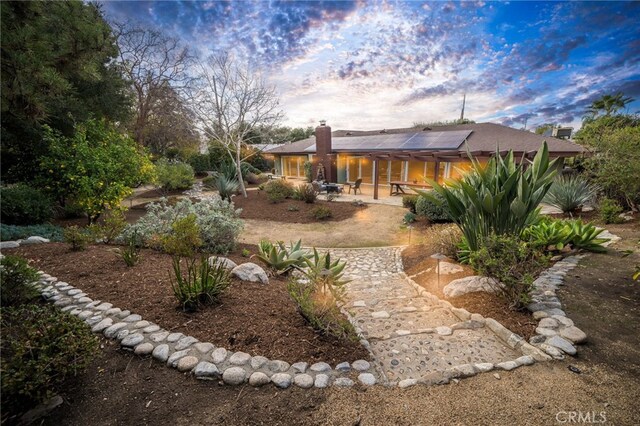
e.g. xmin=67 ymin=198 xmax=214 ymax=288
xmin=13 ymin=243 xmax=369 ymax=365
xmin=232 ymin=189 xmax=365 ymax=223
xmin=401 ymin=244 xmax=537 ymax=340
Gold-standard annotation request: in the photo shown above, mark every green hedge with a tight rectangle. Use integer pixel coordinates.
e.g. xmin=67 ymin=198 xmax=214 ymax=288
xmin=0 ymin=184 xmax=53 ymax=225
xmin=415 ymin=191 xmax=452 ymax=223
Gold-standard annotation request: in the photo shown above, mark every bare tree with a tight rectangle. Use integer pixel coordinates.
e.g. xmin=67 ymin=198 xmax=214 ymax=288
xmin=113 ymin=22 xmax=192 ymax=146
xmin=190 ymin=53 xmax=283 ymax=197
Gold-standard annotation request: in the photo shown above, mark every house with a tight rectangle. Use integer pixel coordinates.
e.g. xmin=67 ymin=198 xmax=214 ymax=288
xmin=265 ymin=122 xmax=585 ymax=199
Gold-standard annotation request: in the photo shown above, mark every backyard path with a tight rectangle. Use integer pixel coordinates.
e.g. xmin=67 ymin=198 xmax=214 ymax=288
xmin=331 ymin=247 xmax=528 ymax=385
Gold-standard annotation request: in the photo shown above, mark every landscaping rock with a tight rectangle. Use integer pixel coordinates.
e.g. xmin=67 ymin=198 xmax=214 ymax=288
xmin=177 ymin=356 xmax=199 ymax=372
xmin=229 ymin=352 xmax=251 ymax=366
xmin=249 ymin=372 xmax=271 ymax=387
xmin=268 ymin=360 xmax=290 ymax=373
xmin=231 ymin=263 xmax=269 ymax=284
xmin=149 ymin=331 xmax=170 ymax=343
xmin=309 ymin=362 xmax=331 ymax=373
xmin=398 ymin=379 xmax=417 ymax=388
xmin=251 ymin=356 xmax=269 ymax=369
xmin=538 ymin=318 xmax=559 ymax=329
xmin=121 ymin=333 xmax=145 ymax=348
xmin=194 ymin=342 xmax=215 ymax=354
xmin=222 ymin=367 xmax=246 ymax=385
xmin=152 ymin=344 xmax=170 ymax=362
xmin=371 ymin=311 xmax=390 ymax=319
xmin=91 ymin=318 xmax=113 ymax=333
xmin=167 ymin=350 xmax=191 ymax=367
xmin=194 ymin=362 xmax=220 ymax=379
xmin=436 ymin=326 xmax=453 ymax=336
xmin=271 ymin=373 xmax=292 ymax=389
xmin=436 ymin=261 xmax=464 ymax=275
xmin=314 ymin=374 xmax=330 ymax=388
xmin=142 ymin=325 xmax=161 ymax=333
xmin=167 ymin=333 xmax=184 ymax=342
xmin=515 ymin=356 xmax=534 ymax=366
xmin=443 ymin=276 xmax=500 ymax=298
xmin=211 ymin=348 xmax=228 ymax=364
xmin=0 ymin=241 xmax=20 ymax=249
xmin=175 ymin=336 xmax=198 ymax=350
xmin=335 ymin=362 xmax=350 ymax=372
xmin=496 ymin=361 xmax=518 ymax=371
xmin=23 ymin=236 xmax=50 ymax=244
xmin=547 ymin=336 xmax=577 ymax=355
xmin=103 ymin=322 xmax=129 ymax=339
xmin=559 ymin=326 xmax=587 ymax=344
xmin=293 ymin=374 xmax=314 ymax=389
xmin=122 ymin=314 xmax=142 ymax=323
xmin=208 ymin=256 xmax=238 ymax=271
xmin=134 ymin=342 xmax=155 ymax=356
xmin=292 ymin=362 xmax=308 ymax=373
xmin=333 ymin=377 xmax=354 ymax=387
xmin=358 ymin=373 xmax=376 ymax=385
xmin=352 ymin=360 xmax=370 ymax=372
xmin=474 ymin=363 xmax=494 ymax=373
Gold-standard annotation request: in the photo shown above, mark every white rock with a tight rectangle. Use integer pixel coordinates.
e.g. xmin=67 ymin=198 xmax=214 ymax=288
xmin=358 ymin=373 xmax=376 ymax=385
xmin=175 ymin=336 xmax=198 ymax=350
xmin=152 ymin=344 xmax=170 ymax=362
xmin=229 ymin=352 xmax=251 ymax=365
xmin=292 ymin=362 xmax=308 ymax=373
xmin=474 ymin=363 xmax=494 ymax=373
xmin=293 ymin=374 xmax=314 ymax=389
xmin=268 ymin=360 xmax=290 ymax=372
xmin=194 ymin=362 xmax=220 ymax=379
xmin=352 ymin=360 xmax=370 ymax=371
xmin=443 ymin=276 xmax=501 ymax=298
xmin=515 ymin=356 xmax=534 ymax=366
xmin=23 ymin=236 xmax=50 ymax=244
xmin=149 ymin=331 xmax=170 ymax=343
xmin=353 ymin=300 xmax=366 ymax=307
xmin=177 ymin=356 xmax=199 ymax=372
xmin=231 ymin=263 xmax=269 ymax=284
xmin=371 ymin=311 xmax=390 ymax=319
xmin=436 ymin=261 xmax=464 ymax=275
xmin=134 ymin=342 xmax=155 ymax=355
xmin=167 ymin=349 xmax=191 ymax=367
xmin=398 ymin=379 xmax=417 ymax=388
xmin=121 ymin=333 xmax=145 ymax=348
xmin=547 ymin=336 xmax=577 ymax=355
xmin=333 ymin=377 xmax=354 ymax=387
xmin=314 ymin=374 xmax=330 ymax=388
xmin=538 ymin=318 xmax=559 ymax=329
xmin=271 ymin=373 xmax=292 ymax=388
xmin=251 ymin=356 xmax=269 ymax=369
xmin=104 ymin=322 xmax=129 ymax=339
xmin=211 ymin=348 xmax=228 ymax=364
xmin=535 ymin=327 xmax=557 ymax=337
xmin=335 ymin=362 xmax=350 ymax=372
xmin=559 ymin=327 xmax=587 ymax=344
xmin=222 ymin=367 xmax=246 ymax=385
xmin=248 ymin=372 xmax=270 ymax=386
xmin=0 ymin=241 xmax=20 ymax=249
xmin=194 ymin=342 xmax=215 ymax=354
xmin=208 ymin=256 xmax=238 ymax=271
xmin=91 ymin=318 xmax=113 ymax=333
xmin=436 ymin=326 xmax=453 ymax=336
xmin=309 ymin=362 xmax=331 ymax=372
xmin=496 ymin=361 xmax=518 ymax=371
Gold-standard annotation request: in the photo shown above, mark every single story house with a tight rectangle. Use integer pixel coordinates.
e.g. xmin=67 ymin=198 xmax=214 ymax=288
xmin=265 ymin=122 xmax=585 ymax=199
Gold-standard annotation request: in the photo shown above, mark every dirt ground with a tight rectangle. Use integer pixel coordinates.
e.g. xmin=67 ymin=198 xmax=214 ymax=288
xmin=240 ymin=204 xmax=408 ymax=247
xmin=13 ymin=243 xmax=368 ymax=365
xmin=30 ymin=221 xmax=639 ymax=425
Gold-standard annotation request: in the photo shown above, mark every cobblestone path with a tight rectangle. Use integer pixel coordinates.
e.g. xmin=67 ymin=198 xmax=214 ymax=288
xmin=329 ymin=247 xmax=543 ymax=385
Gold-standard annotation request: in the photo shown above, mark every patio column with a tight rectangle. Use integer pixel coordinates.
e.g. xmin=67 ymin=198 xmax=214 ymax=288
xmin=373 ymin=159 xmax=379 ymax=200
xmin=434 ymin=161 xmax=440 ymax=183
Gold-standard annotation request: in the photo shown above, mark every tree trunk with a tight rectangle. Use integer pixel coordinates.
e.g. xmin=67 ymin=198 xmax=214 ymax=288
xmin=236 ymin=144 xmax=247 ymax=197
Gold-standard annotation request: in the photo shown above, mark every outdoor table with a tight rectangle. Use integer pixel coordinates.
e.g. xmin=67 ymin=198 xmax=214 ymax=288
xmin=390 ymin=181 xmax=432 ymax=196
xmin=322 ymin=183 xmax=343 ymax=194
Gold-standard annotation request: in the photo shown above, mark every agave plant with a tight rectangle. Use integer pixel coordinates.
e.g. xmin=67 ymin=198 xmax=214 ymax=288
xmin=565 ymin=220 xmax=609 ymax=253
xmin=543 ymin=174 xmax=598 ymax=214
xmin=253 ymin=239 xmax=310 ymax=274
xmin=302 ymin=248 xmax=350 ymax=302
xmin=214 ymin=175 xmax=240 ymax=201
xmin=417 ymin=142 xmax=557 ymax=251
xmin=522 ymin=218 xmax=573 ymax=251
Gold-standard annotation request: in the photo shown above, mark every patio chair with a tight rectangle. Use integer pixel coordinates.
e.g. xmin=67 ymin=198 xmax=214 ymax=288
xmin=346 ymin=178 xmax=362 ymax=195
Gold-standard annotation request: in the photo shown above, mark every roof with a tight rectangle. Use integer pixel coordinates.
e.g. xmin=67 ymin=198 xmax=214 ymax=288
xmin=265 ymin=122 xmax=585 ymax=156
xmin=302 ymin=130 xmax=472 ymax=152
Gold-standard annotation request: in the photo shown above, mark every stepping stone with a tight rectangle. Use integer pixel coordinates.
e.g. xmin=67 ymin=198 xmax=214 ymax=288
xmin=371 ymin=311 xmax=390 ymax=319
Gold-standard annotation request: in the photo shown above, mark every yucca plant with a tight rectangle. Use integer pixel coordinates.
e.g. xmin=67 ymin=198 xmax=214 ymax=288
xmin=169 ymin=256 xmax=231 ymax=312
xmin=253 ymin=239 xmax=310 ymax=274
xmin=214 ymin=175 xmax=240 ymax=201
xmin=417 ymin=142 xmax=558 ymax=251
xmin=302 ymin=248 xmax=350 ymax=302
xmin=543 ymin=174 xmax=598 ymax=214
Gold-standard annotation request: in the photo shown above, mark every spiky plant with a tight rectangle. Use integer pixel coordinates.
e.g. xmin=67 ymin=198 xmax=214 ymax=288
xmin=214 ymin=175 xmax=240 ymax=201
xmin=543 ymin=174 xmax=598 ymax=214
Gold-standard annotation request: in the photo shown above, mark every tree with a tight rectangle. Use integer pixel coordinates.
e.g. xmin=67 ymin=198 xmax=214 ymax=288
xmin=191 ymin=53 xmax=284 ymax=197
xmin=39 ymin=119 xmax=155 ymax=223
xmin=1 ymin=1 xmax=131 ymax=182
xmin=113 ymin=22 xmax=192 ymax=147
xmin=586 ymin=92 xmax=635 ymax=118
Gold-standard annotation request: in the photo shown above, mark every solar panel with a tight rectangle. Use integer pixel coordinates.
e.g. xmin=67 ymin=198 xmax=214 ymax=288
xmin=303 ymin=130 xmax=472 ymax=152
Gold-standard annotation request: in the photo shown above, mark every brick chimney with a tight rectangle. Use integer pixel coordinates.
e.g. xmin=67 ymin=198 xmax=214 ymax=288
xmin=314 ymin=121 xmax=336 ymax=182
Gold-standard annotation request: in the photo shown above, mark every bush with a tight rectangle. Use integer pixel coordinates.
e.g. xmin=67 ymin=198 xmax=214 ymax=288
xmin=88 ymin=208 xmax=128 ymax=244
xmin=213 ymin=175 xmax=239 ymax=202
xmin=419 ymin=143 xmax=557 ymax=251
xmin=254 ymin=239 xmax=310 ymax=275
xmin=122 ymin=197 xmax=243 ymax=254
xmin=161 ymin=214 xmax=202 ymax=257
xmin=1 ymin=304 xmax=98 ymax=418
xmin=418 ymin=224 xmax=463 ymax=259
xmin=599 ymin=198 xmax=624 ymax=224
xmin=113 ymin=231 xmax=142 ymax=267
xmin=0 ymin=184 xmax=53 ymax=225
xmin=0 ymin=255 xmax=40 ymax=307
xmin=303 ymin=161 xmax=313 ymax=182
xmin=311 ymin=206 xmax=332 ymax=220
xmin=264 ymin=179 xmax=294 ymax=203
xmin=415 ymin=191 xmax=452 ymax=223
xmin=404 ymin=212 xmax=416 ymax=224
xmin=293 ymin=183 xmax=317 ymax=203
xmin=202 ymin=175 xmax=217 ymax=189
xmin=402 ymin=195 xmax=418 ymax=213
xmin=469 ymin=234 xmax=549 ymax=310
xmin=0 ymin=224 xmax=63 ymax=242
xmin=155 ymin=159 xmax=195 ymax=191
xmin=63 ymin=226 xmax=92 ymax=251
xmin=188 ymin=153 xmax=211 ymax=174
xmin=169 ymin=257 xmax=231 ymax=312
xmin=543 ymin=174 xmax=598 ymax=214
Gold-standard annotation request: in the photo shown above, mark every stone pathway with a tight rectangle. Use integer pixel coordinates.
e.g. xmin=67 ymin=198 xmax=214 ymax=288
xmin=330 ymin=247 xmax=547 ymax=385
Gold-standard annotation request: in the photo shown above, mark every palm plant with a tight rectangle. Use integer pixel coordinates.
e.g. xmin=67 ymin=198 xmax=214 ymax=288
xmin=586 ymin=92 xmax=634 ymax=118
xmin=417 ymin=142 xmax=557 ymax=251
xmin=543 ymin=174 xmax=598 ymax=214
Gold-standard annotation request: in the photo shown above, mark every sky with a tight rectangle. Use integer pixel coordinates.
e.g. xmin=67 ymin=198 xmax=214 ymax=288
xmin=102 ymin=1 xmax=640 ymax=131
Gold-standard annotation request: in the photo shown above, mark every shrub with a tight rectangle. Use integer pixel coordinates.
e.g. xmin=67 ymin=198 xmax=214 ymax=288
xmin=213 ymin=175 xmax=239 ymax=202
xmin=155 ymin=159 xmax=195 ymax=191
xmin=598 ymin=198 xmax=624 ymax=224
xmin=63 ymin=226 xmax=91 ymax=251
xmin=253 ymin=239 xmax=310 ymax=275
xmin=311 ymin=206 xmax=332 ymax=220
xmin=39 ymin=120 xmax=155 ymax=223
xmin=0 ymin=224 xmax=63 ymax=242
xmin=122 ymin=197 xmax=243 ymax=254
xmin=419 ymin=143 xmax=557 ymax=251
xmin=543 ymin=174 xmax=598 ymax=214
xmin=264 ymin=179 xmax=294 ymax=203
xmin=89 ymin=208 xmax=128 ymax=244
xmin=161 ymin=214 xmax=202 ymax=257
xmin=188 ymin=153 xmax=211 ymax=174
xmin=302 ymin=248 xmax=350 ymax=302
xmin=419 ymin=224 xmax=463 ymax=259
xmin=0 ymin=184 xmax=53 ymax=225
xmin=404 ymin=212 xmax=416 ymax=224
xmin=457 ymin=237 xmax=471 ymax=264
xmin=415 ymin=191 xmax=452 ymax=222
xmin=303 ymin=161 xmax=313 ymax=182
xmin=293 ymin=183 xmax=317 ymax=203
xmin=169 ymin=257 xmax=231 ymax=312
xmin=202 ymin=175 xmax=217 ymax=189
xmin=287 ymin=204 xmax=299 ymax=212
xmin=402 ymin=195 xmax=418 ymax=213
xmin=1 ymin=304 xmax=98 ymax=418
xmin=113 ymin=231 xmax=142 ymax=267
xmin=0 ymin=255 xmax=40 ymax=307
xmin=469 ymin=234 xmax=549 ymax=310
xmin=241 ymin=248 xmax=251 ymax=257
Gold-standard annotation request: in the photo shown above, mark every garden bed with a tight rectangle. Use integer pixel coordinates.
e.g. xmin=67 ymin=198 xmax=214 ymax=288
xmin=401 ymin=245 xmax=537 ymax=340
xmin=13 ymin=243 xmax=370 ymax=365
xmin=232 ymin=189 xmax=365 ymax=223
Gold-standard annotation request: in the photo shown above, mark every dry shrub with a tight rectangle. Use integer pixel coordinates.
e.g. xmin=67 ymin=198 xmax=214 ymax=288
xmin=420 ymin=223 xmax=462 ymax=258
